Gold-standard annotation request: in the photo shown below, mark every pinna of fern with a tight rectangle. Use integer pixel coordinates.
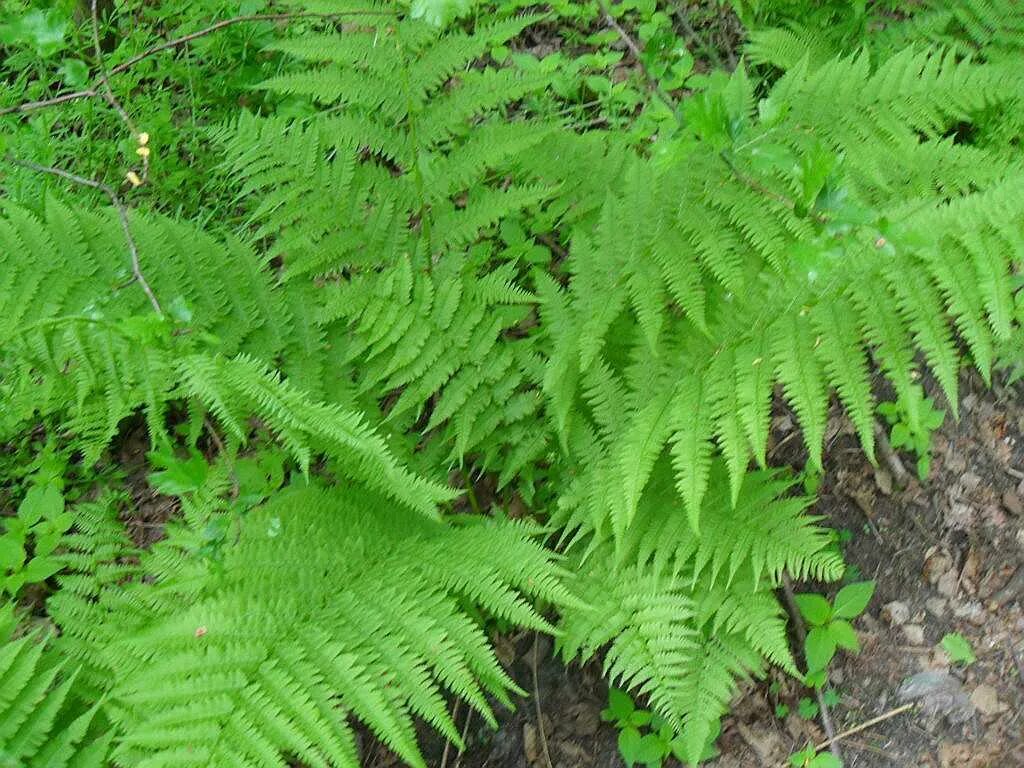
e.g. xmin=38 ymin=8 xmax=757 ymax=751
xmin=0 ymin=603 xmax=113 ymax=768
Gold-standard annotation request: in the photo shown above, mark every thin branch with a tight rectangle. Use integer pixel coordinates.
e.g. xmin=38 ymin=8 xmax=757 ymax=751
xmin=5 ymin=156 xmax=163 ymax=315
xmin=874 ymin=420 xmax=910 ymax=487
xmin=596 ymin=0 xmax=675 ymax=109
xmin=794 ymin=703 xmax=914 ymax=764
xmin=0 ymin=9 xmax=393 ymax=118
xmin=451 ymin=706 xmax=473 ymax=768
xmin=91 ymin=0 xmax=149 ymax=184
xmin=780 ymin=574 xmax=844 ymax=765
xmin=530 ymin=633 xmax=554 ymax=768
xmin=672 ymin=5 xmax=723 ymax=70
xmin=439 ymin=699 xmax=461 ymax=768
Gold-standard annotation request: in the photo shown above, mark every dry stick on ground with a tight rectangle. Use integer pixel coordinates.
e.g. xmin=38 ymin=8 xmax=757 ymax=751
xmin=991 ymin=564 xmax=1024 ymax=609
xmin=671 ymin=7 xmax=724 ymax=70
xmin=774 ymin=703 xmax=914 ymax=767
xmin=5 ymin=156 xmax=163 ymax=315
xmin=451 ymin=707 xmax=473 ymax=768
xmin=873 ymin=420 xmax=911 ymax=487
xmin=0 ymin=9 xmax=393 ymax=118
xmin=595 ymin=0 xmax=675 ymax=109
xmin=780 ymin=574 xmax=844 ymax=765
xmin=439 ymin=699 xmax=462 ymax=768
xmin=530 ymin=632 xmax=555 ymax=768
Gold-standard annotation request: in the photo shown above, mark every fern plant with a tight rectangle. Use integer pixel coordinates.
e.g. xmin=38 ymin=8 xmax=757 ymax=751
xmin=1 ymin=2 xmax=1023 ymax=766
xmin=46 ymin=482 xmax=573 ymax=768
xmin=0 ymin=606 xmax=112 ymax=768
xmin=558 ymin=463 xmax=842 ymax=764
xmin=543 ymin=46 xmax=1024 ymax=538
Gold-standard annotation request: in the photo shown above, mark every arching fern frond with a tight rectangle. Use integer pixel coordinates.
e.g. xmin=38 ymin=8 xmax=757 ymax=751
xmin=557 ymin=463 xmax=840 ymax=765
xmin=0 ymin=625 xmax=112 ymax=768
xmin=51 ymin=485 xmax=575 ymax=768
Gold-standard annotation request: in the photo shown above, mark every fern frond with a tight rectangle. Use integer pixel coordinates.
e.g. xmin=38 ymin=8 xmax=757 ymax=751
xmin=0 ymin=628 xmax=112 ymax=768
xmin=53 ymin=485 xmax=573 ymax=768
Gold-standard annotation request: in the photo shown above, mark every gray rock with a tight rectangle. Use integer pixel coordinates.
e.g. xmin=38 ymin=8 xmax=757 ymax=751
xmin=897 ymin=671 xmax=973 ymax=724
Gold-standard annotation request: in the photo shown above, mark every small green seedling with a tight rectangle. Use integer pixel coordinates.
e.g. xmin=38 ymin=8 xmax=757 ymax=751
xmin=878 ymin=393 xmax=945 ymax=480
xmin=941 ymin=633 xmax=976 ymax=666
xmin=796 ymin=697 xmax=818 ymax=720
xmin=790 ymin=745 xmax=843 ymax=768
xmin=794 ymin=581 xmax=875 ymax=684
xmin=602 ymin=688 xmax=718 ymax=767
xmin=0 ymin=483 xmax=73 ymax=595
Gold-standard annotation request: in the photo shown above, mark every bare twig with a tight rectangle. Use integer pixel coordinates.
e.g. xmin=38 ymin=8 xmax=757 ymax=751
xmin=439 ymin=699 xmax=462 ymax=768
xmin=810 ymin=703 xmax=913 ymax=754
xmin=1005 ymin=635 xmax=1024 ymax=686
xmin=0 ymin=9 xmax=392 ymax=118
xmin=90 ymin=0 xmax=149 ymax=185
xmin=596 ymin=0 xmax=675 ymax=109
xmin=991 ymin=565 xmax=1024 ymax=609
xmin=672 ymin=6 xmax=723 ymax=70
xmin=5 ymin=156 xmax=163 ymax=315
xmin=847 ymin=493 xmax=884 ymax=544
xmin=874 ymin=420 xmax=910 ymax=488
xmin=780 ymin=574 xmax=844 ymax=765
xmin=452 ymin=706 xmax=473 ymax=768
xmin=530 ymin=633 xmax=554 ymax=768
xmin=775 ymin=703 xmax=913 ymax=766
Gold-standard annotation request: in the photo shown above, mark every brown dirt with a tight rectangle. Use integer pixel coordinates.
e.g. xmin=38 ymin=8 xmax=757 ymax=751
xmin=372 ymin=369 xmax=1024 ymax=768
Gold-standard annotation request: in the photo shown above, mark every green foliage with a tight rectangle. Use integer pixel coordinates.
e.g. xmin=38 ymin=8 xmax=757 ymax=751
xmin=601 ymin=688 xmax=719 ymax=768
xmin=941 ymin=632 xmax=977 ymax=666
xmin=879 ymin=395 xmax=946 ymax=480
xmin=48 ymin=484 xmax=572 ymax=767
xmin=559 ymin=465 xmax=842 ymax=764
xmin=790 ymin=745 xmax=842 ymax=768
xmin=0 ymin=483 xmax=72 ymax=596
xmin=0 ymin=622 xmax=112 ymax=768
xmin=1 ymin=0 xmax=1022 ymax=765
xmin=795 ymin=581 xmax=874 ymax=682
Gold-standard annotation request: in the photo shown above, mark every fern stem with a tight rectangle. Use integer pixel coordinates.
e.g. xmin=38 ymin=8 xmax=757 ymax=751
xmin=464 ymin=475 xmax=482 ymax=515
xmin=397 ymin=39 xmax=433 ymax=253
xmin=780 ymin=574 xmax=844 ymax=765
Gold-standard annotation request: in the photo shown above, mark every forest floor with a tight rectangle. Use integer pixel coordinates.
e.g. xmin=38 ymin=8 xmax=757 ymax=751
xmin=360 ymin=370 xmax=1024 ymax=768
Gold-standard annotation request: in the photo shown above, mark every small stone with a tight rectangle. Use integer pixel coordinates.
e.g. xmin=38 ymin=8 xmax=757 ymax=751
xmin=945 ymin=501 xmax=973 ymax=530
xmin=953 ymin=600 xmax=987 ymax=626
xmin=970 ymin=684 xmax=1000 ymax=716
xmin=882 ymin=601 xmax=910 ymax=626
xmin=898 ymin=671 xmax=973 ymax=723
xmin=937 ymin=569 xmax=959 ymax=598
xmin=960 ymin=472 xmax=982 ymax=493
xmin=924 ymin=550 xmax=953 ymax=584
xmin=1003 ymin=490 xmax=1023 ymax=517
xmin=523 ymin=723 xmax=539 ymax=764
xmin=902 ymin=624 xmax=925 ymax=645
xmin=925 ymin=597 xmax=948 ymax=617
xmin=874 ymin=468 xmax=893 ymax=496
